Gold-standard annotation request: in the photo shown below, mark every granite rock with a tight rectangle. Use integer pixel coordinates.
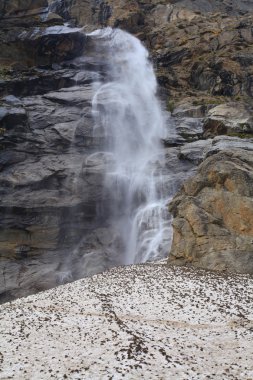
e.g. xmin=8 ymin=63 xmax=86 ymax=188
xmin=169 ymin=148 xmax=253 ymax=274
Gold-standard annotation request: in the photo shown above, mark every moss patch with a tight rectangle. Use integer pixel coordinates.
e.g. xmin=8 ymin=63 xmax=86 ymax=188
xmin=192 ymin=97 xmax=225 ymax=106
xmin=227 ymin=132 xmax=253 ymax=139
xmin=167 ymin=100 xmax=175 ymax=113
xmin=0 ymin=67 xmax=11 ymax=80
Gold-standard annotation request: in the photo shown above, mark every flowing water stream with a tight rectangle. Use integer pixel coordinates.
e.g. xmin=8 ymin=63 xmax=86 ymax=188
xmin=90 ymin=28 xmax=172 ymax=265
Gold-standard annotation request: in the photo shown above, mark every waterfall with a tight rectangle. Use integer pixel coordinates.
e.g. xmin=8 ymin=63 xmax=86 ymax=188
xmin=90 ymin=28 xmax=172 ymax=265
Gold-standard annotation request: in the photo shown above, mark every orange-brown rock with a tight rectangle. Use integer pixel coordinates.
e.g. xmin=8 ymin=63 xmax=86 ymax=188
xmin=64 ymin=0 xmax=253 ymax=101
xmin=169 ymin=149 xmax=253 ymax=274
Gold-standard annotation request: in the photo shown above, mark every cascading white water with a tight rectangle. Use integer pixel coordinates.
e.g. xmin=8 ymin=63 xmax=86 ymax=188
xmin=90 ymin=28 xmax=172 ymax=265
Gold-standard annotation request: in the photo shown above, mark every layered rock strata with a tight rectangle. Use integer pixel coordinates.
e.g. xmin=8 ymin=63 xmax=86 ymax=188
xmin=0 ymin=1 xmax=196 ymax=302
xmin=0 ymin=4 xmax=112 ymax=301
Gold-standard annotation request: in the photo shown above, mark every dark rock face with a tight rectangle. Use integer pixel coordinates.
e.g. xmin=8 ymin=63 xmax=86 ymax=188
xmin=0 ymin=0 xmax=48 ymax=16
xmin=0 ymin=1 xmax=111 ymax=302
xmin=0 ymin=26 xmax=86 ymax=69
xmin=0 ymin=0 xmax=196 ymax=302
xmin=0 ymin=81 xmax=108 ymax=302
xmin=169 ymin=146 xmax=253 ymax=274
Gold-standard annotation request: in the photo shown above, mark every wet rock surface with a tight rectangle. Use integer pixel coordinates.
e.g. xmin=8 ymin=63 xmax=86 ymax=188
xmin=0 ymin=2 xmax=197 ymax=302
xmin=0 ymin=262 xmax=252 ymax=379
xmin=0 ymin=76 xmax=117 ymax=302
xmin=0 ymin=2 xmax=112 ymax=301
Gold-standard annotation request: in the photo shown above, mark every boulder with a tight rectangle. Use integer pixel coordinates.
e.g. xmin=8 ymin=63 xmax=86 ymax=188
xmin=178 ymin=135 xmax=253 ymax=165
xmin=43 ymin=84 xmax=93 ymax=105
xmin=172 ymin=103 xmax=206 ymax=118
xmin=203 ymin=103 xmax=253 ymax=138
xmin=174 ymin=117 xmax=204 ymax=142
xmin=0 ymin=106 xmax=28 ymax=129
xmin=207 ymin=135 xmax=253 ymax=155
xmin=179 ymin=139 xmax=212 ymax=164
xmin=169 ymin=149 xmax=253 ymax=274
